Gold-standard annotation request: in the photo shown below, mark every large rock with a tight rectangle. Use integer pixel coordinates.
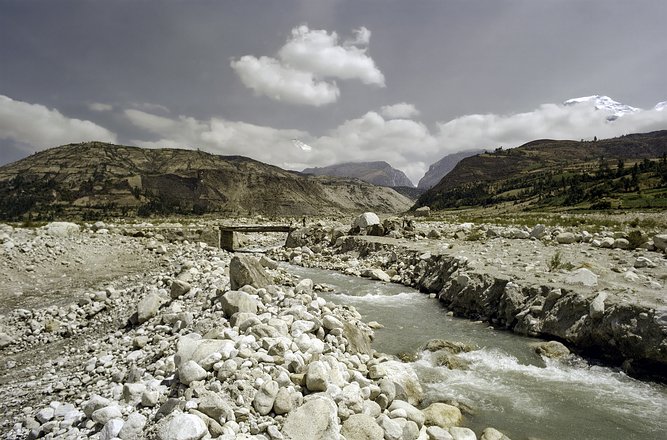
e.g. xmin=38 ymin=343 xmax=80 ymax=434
xmin=219 ymin=290 xmax=258 ymax=317
xmin=653 ymin=234 xmax=667 ymax=251
xmin=361 ymin=268 xmax=391 ymax=283
xmin=556 ymin=232 xmax=576 ymax=244
xmin=388 ymin=400 xmax=425 ymax=427
xmin=426 ymin=426 xmax=454 ymax=440
xmin=99 ymin=419 xmax=124 ymax=440
xmin=282 ymin=396 xmax=340 ymax=440
xmin=43 ymin=222 xmax=80 ymax=237
xmin=589 ymin=291 xmax=608 ymax=319
xmin=118 ymin=412 xmax=147 ymax=439
xmin=341 ymin=413 xmax=383 ymax=440
xmin=533 ymin=340 xmax=570 ymax=359
xmin=170 ymin=280 xmax=192 ymax=299
xmin=368 ymin=361 xmax=423 ymax=406
xmin=137 ymin=290 xmax=169 ymax=324
xmin=178 ymin=360 xmax=207 ymax=385
xmin=175 ymin=337 xmax=237 ymax=367
xmin=198 ymin=391 xmax=235 ymax=423
xmin=422 ymin=403 xmax=462 ymax=429
xmin=449 ymin=427 xmax=477 ymax=440
xmin=253 ymin=380 xmax=279 ymax=415
xmin=480 ymin=427 xmax=511 ymax=440
xmin=353 ymin=212 xmax=380 ymax=230
xmin=343 ymin=322 xmax=373 ymax=355
xmin=229 ymin=255 xmax=272 ymax=290
xmin=156 ymin=412 xmax=207 ymax=440
xmin=306 ymin=361 xmax=330 ymax=392
xmin=564 ymin=268 xmax=598 ymax=287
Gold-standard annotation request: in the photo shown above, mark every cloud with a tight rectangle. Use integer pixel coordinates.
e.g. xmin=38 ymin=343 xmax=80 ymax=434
xmin=231 ymin=25 xmax=384 ymax=106
xmin=123 ymin=97 xmax=667 ymax=186
xmin=434 ymin=101 xmax=667 ymax=153
xmin=89 ymin=102 xmax=113 ymax=112
xmin=0 ymin=95 xmax=117 ymax=152
xmin=124 ymin=108 xmax=309 ymax=166
xmin=380 ymin=103 xmax=420 ymax=119
xmin=278 ymin=25 xmax=385 ymax=86
xmin=230 ymin=56 xmax=339 ymax=106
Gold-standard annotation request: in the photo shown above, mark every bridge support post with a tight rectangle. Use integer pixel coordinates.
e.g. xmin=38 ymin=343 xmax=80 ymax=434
xmin=220 ymin=230 xmax=238 ymax=251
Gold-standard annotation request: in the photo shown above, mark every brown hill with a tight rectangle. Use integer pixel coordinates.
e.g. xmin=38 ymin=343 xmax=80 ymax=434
xmin=0 ymin=142 xmax=412 ymax=219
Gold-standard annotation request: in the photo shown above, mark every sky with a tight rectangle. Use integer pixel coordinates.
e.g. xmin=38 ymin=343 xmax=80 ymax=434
xmin=1 ymin=0 xmax=666 ymax=185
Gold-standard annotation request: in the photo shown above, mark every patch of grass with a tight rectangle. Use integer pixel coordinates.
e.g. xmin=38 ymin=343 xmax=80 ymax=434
xmin=548 ymin=251 xmax=575 ymax=272
xmin=627 ymin=230 xmax=646 ymax=249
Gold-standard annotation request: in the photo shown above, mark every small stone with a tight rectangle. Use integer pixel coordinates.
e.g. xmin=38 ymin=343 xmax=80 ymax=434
xmin=99 ymin=419 xmax=124 ymax=440
xmin=118 ymin=412 xmax=147 ymax=439
xmin=422 ymin=402 xmax=462 ymax=429
xmin=590 ymin=291 xmax=608 ymax=320
xmin=36 ymin=407 xmax=55 ymax=424
xmin=156 ymin=412 xmax=207 ymax=440
xmin=480 ymin=427 xmax=512 ymax=440
xmin=91 ymin=406 xmax=122 ymax=425
xmin=282 ymin=396 xmax=340 ymax=440
xmin=564 ymin=268 xmax=598 ymax=287
xmin=178 ymin=360 xmax=207 ymax=385
xmin=533 ymin=341 xmax=570 ymax=359
xmin=556 ymin=232 xmax=576 ymax=244
xmin=634 ymin=257 xmax=656 ymax=268
xmin=170 ymin=280 xmax=192 ymax=299
xmin=341 ymin=413 xmax=384 ymax=440
xmin=427 ymin=425 xmax=454 ymax=440
xmin=449 ymin=426 xmax=477 ymax=440
xmin=305 ymin=361 xmax=329 ymax=392
xmin=253 ymin=380 xmax=279 ymax=416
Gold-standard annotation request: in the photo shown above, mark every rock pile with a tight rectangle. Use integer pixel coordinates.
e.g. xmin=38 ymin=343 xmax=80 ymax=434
xmin=2 ymin=222 xmax=512 ymax=440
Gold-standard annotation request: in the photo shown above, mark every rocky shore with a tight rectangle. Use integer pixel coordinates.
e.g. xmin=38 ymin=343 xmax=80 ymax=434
xmin=1 ymin=221 xmax=512 ymax=440
xmin=273 ymin=213 xmax=667 ymax=380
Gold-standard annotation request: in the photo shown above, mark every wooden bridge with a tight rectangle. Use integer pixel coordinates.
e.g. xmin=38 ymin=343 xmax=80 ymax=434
xmin=219 ymin=225 xmax=296 ymax=251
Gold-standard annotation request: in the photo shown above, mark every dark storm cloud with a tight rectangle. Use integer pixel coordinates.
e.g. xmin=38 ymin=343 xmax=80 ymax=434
xmin=1 ymin=0 xmax=666 ymax=182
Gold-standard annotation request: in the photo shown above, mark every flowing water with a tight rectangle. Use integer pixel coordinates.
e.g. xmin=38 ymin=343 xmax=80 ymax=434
xmin=286 ymin=264 xmax=667 ymax=440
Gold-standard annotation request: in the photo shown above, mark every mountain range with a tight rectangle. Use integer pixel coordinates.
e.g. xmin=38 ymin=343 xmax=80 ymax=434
xmin=302 ymin=161 xmax=414 ymax=187
xmin=0 ymin=143 xmax=412 ymax=220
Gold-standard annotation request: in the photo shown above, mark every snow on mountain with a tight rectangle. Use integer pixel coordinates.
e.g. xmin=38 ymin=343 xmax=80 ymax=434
xmin=563 ymin=95 xmax=640 ymax=121
xmin=655 ymin=101 xmax=667 ymax=111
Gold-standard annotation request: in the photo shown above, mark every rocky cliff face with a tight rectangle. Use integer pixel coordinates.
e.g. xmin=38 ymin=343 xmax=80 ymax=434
xmin=302 ymin=161 xmax=414 ymax=188
xmin=417 ymin=150 xmax=484 ymax=190
xmin=0 ymin=143 xmax=412 ymax=219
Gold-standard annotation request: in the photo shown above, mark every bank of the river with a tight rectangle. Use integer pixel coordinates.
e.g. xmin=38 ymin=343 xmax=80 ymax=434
xmin=273 ymin=216 xmax=667 ymax=381
xmin=287 ymin=263 xmax=667 ymax=440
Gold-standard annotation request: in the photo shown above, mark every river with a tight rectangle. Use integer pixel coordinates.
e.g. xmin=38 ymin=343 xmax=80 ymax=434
xmin=286 ymin=263 xmax=667 ymax=440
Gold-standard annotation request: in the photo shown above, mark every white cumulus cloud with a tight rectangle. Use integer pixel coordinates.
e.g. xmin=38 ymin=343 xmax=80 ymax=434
xmin=124 ymin=108 xmax=309 ymax=167
xmin=231 ymin=25 xmax=384 ymax=106
xmin=0 ymin=95 xmax=117 ymax=152
xmin=380 ymin=103 xmax=420 ymax=119
xmin=278 ymin=25 xmax=385 ymax=86
xmin=230 ymin=56 xmax=339 ymax=106
xmin=89 ymin=102 xmax=113 ymax=112
xmin=434 ymin=101 xmax=667 ymax=153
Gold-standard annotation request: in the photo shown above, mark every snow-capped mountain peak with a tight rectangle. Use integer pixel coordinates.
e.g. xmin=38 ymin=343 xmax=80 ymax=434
xmin=563 ymin=95 xmax=640 ymax=121
xmin=655 ymin=101 xmax=667 ymax=111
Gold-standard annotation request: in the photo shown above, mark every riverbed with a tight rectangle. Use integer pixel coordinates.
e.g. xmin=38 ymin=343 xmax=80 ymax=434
xmin=287 ymin=263 xmax=667 ymax=440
